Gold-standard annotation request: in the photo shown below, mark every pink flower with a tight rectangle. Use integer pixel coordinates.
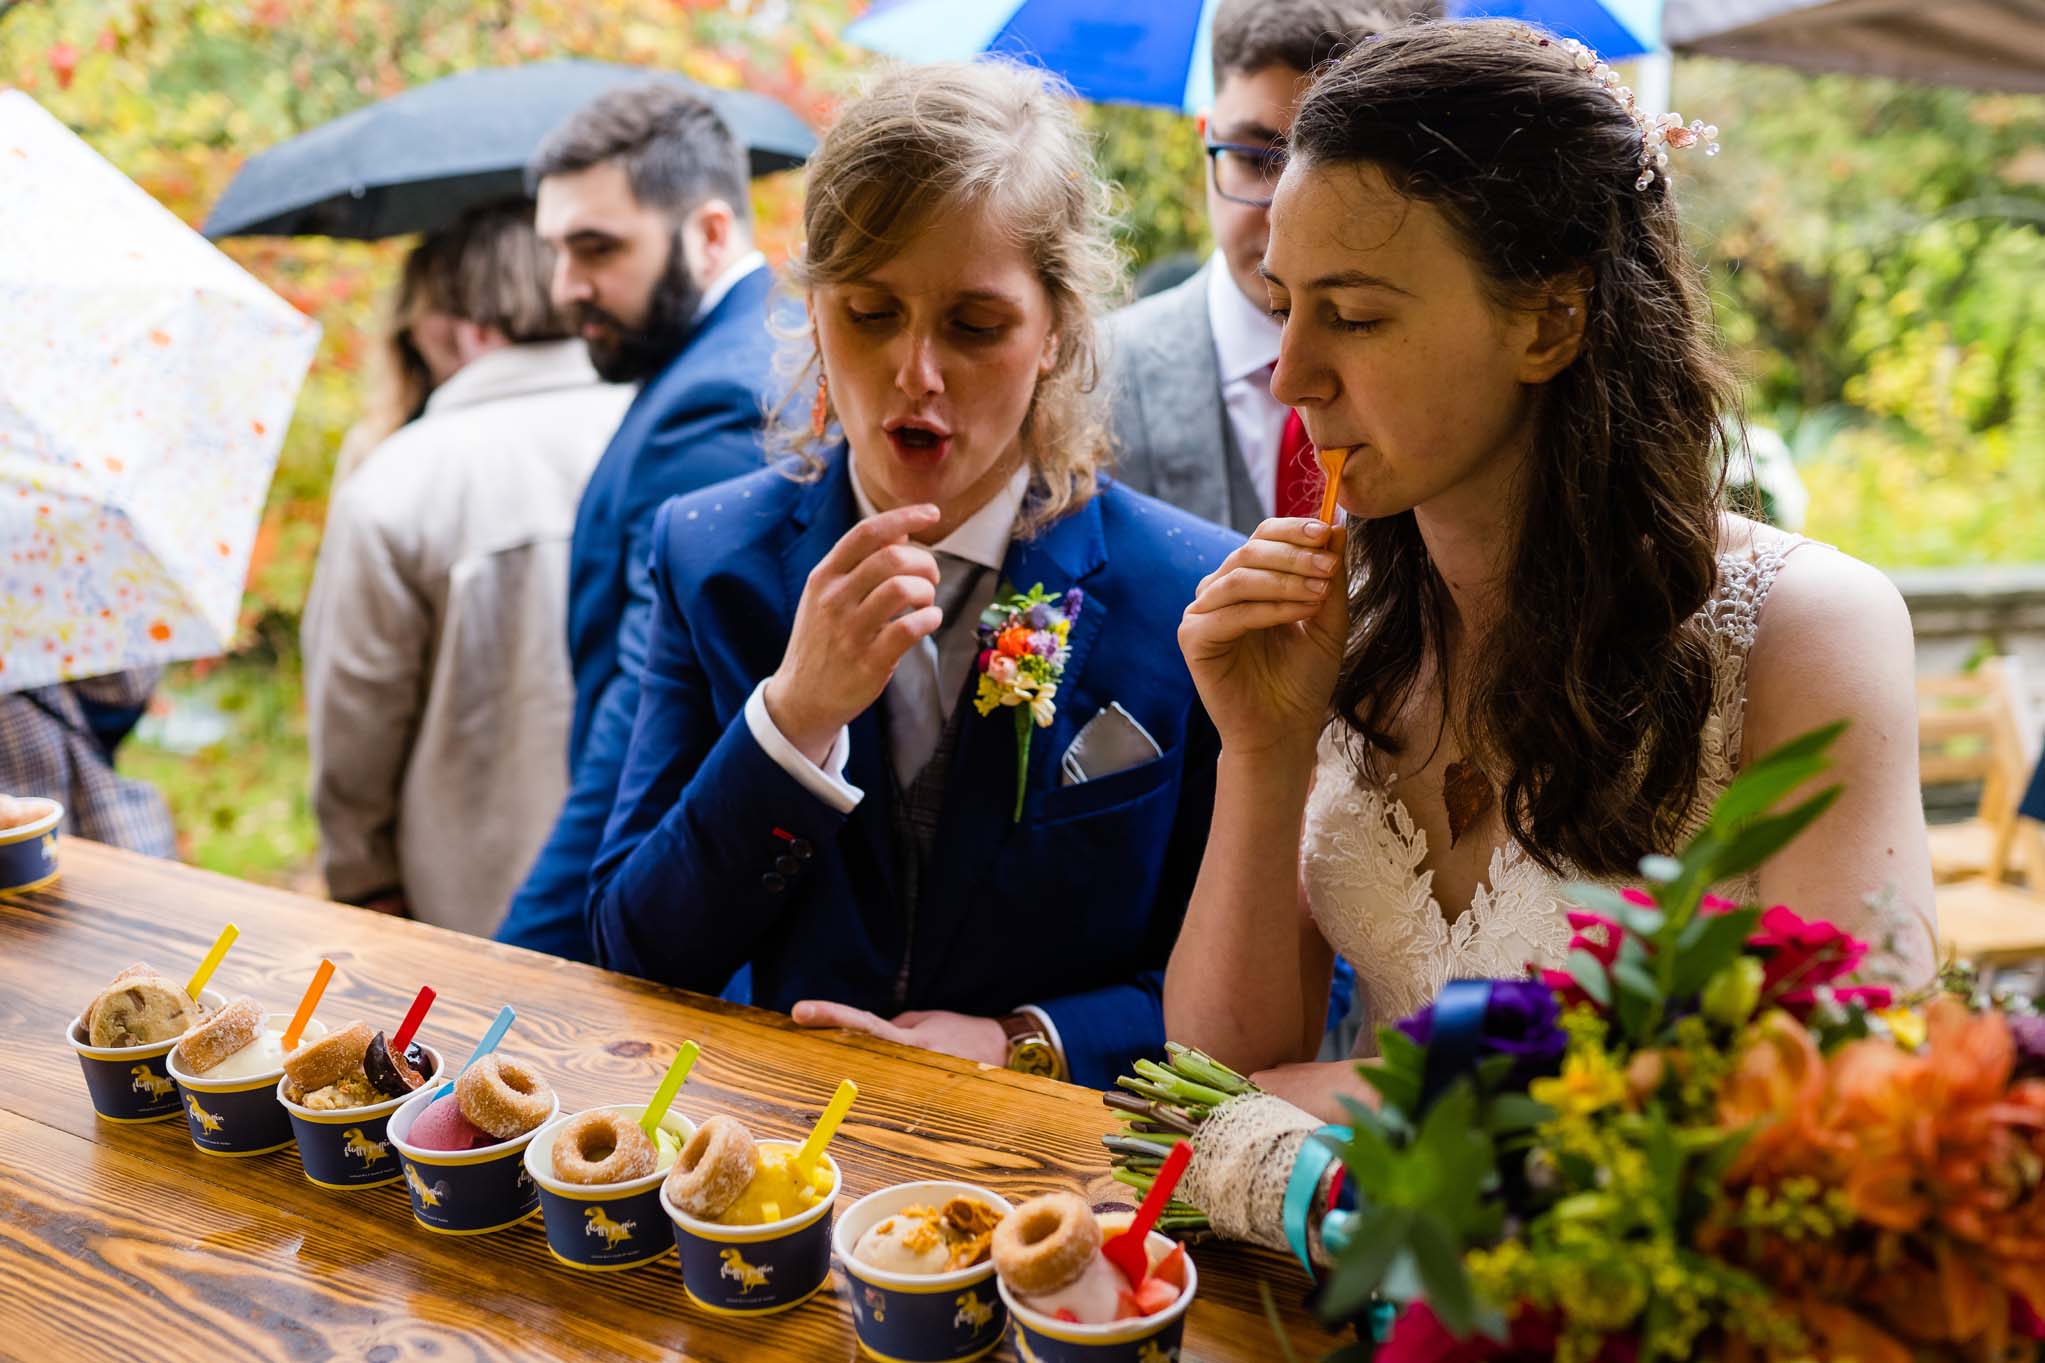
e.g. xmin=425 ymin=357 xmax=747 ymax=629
xmin=1378 ymin=1304 xmax=1570 ymax=1363
xmin=1747 ymin=905 xmax=1890 ymax=1016
xmin=1537 ymin=909 xmax=1625 ymax=1009
xmin=987 ymin=654 xmax=1018 ymax=686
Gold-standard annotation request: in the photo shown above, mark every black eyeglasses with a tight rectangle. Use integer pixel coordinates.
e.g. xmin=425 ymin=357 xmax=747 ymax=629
xmin=1204 ymin=141 xmax=1287 ymax=208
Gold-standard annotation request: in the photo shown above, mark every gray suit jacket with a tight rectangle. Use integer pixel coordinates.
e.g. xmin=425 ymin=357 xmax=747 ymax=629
xmin=1100 ymin=263 xmax=1266 ymax=536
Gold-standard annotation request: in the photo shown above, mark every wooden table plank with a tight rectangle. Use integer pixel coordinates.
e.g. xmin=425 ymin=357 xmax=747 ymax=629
xmin=2 ymin=841 xmax=1344 ymax=1362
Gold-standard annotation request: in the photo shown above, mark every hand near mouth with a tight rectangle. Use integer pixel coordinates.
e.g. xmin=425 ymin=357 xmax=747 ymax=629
xmin=764 ymin=502 xmax=946 ymax=764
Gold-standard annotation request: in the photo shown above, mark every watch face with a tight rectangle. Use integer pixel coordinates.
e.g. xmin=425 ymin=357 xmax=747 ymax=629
xmin=1008 ymin=1039 xmax=1057 ymax=1078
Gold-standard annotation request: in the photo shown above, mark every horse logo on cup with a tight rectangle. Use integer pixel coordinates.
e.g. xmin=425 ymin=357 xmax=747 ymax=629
xmin=718 ymin=1248 xmax=773 ymax=1293
xmin=1137 ymin=1341 xmax=1179 ymax=1363
xmin=406 ymin=1164 xmax=451 ymax=1208
xmin=583 ymin=1206 xmax=635 ymax=1249
xmin=129 ymin=1065 xmax=175 ymax=1099
xmin=953 ymin=1289 xmax=994 ymax=1330
xmin=860 ymin=1285 xmax=887 ymax=1323
xmin=341 ymin=1127 xmax=391 ymax=1166
xmin=186 ymin=1095 xmax=224 ymax=1135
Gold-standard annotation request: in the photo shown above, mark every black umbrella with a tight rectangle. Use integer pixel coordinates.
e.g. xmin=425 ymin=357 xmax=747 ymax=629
xmin=203 ymin=60 xmax=817 ymax=239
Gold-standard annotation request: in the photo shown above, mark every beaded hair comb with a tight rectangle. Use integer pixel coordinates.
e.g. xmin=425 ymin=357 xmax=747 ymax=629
xmin=1510 ymin=24 xmax=1720 ymax=191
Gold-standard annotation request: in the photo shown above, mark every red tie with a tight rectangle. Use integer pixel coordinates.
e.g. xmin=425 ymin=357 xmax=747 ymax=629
xmin=1273 ymin=407 xmax=1320 ymax=520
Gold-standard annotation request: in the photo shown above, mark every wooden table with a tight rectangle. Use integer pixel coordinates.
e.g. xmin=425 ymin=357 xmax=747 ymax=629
xmin=2 ymin=841 xmax=1344 ymax=1362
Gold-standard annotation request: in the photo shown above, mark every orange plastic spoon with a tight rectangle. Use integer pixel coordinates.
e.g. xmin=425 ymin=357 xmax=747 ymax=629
xmin=1317 ymin=445 xmax=1349 ymax=526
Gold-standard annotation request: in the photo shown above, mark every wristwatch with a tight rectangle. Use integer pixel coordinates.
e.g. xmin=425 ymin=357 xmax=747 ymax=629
xmin=999 ymin=1011 xmax=1062 ymax=1080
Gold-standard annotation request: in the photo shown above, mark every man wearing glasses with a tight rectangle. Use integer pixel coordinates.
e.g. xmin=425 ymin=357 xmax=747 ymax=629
xmin=1103 ymin=0 xmax=1412 ymax=535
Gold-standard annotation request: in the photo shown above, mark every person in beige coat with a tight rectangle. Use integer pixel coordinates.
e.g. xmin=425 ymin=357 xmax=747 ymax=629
xmin=304 ymin=199 xmax=633 ymax=937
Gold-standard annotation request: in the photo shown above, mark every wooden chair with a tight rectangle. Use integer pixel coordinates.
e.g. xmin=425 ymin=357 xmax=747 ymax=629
xmin=1936 ymin=871 xmax=2045 ymax=972
xmin=1931 ymin=658 xmax=2045 ymax=973
xmin=1921 ymin=659 xmax=2038 ymax=885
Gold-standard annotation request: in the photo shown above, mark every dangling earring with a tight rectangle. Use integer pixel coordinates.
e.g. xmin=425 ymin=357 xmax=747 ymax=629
xmin=810 ymin=364 xmax=830 ymax=439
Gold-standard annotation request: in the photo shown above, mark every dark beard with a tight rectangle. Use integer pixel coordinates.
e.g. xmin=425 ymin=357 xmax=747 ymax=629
xmin=577 ymin=233 xmax=705 ymax=385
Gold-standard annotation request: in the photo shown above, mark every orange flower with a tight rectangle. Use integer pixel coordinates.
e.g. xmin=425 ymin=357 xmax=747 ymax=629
xmin=1707 ymin=999 xmax=2045 ymax=1354
xmin=996 ymin=625 xmax=1032 ymax=659
xmin=1718 ymin=1011 xmax=1833 ymax=1181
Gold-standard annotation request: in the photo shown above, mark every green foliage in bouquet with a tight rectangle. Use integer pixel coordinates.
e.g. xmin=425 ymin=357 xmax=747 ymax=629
xmin=1317 ymin=723 xmax=1867 ymax=1360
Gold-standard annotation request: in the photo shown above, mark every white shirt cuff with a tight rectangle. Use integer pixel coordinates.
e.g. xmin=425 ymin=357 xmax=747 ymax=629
xmin=743 ymin=680 xmax=863 ymax=814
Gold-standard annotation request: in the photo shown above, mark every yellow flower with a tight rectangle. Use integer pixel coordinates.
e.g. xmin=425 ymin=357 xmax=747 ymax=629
xmin=1530 ymin=1047 xmax=1628 ymax=1117
xmin=1875 ymin=1006 xmax=1926 ymax=1050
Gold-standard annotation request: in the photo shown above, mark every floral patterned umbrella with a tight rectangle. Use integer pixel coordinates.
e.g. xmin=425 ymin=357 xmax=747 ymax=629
xmin=0 ymin=90 xmax=319 ymax=691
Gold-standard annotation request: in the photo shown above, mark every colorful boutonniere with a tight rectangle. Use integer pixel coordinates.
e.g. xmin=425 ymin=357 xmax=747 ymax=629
xmin=973 ymin=583 xmax=1083 ymax=821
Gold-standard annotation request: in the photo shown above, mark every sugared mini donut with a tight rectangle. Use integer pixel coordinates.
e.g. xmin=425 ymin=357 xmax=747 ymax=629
xmin=663 ymin=1114 xmax=759 ymax=1219
xmin=455 ymin=1054 xmax=554 ymax=1140
xmin=173 ymin=996 xmax=264 ymax=1074
xmin=86 ymin=969 xmax=205 ymax=1048
xmin=282 ymin=1020 xmax=373 ymax=1093
xmin=992 ymin=1192 xmax=1100 ymax=1296
xmin=550 ymin=1109 xmax=657 ymax=1186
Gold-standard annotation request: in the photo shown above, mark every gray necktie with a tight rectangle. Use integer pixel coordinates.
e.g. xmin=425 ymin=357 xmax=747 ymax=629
xmin=885 ymin=551 xmax=987 ymax=793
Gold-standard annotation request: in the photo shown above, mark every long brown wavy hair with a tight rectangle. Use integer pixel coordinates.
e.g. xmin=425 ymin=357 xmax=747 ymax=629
xmin=1292 ymin=19 xmax=1736 ymax=876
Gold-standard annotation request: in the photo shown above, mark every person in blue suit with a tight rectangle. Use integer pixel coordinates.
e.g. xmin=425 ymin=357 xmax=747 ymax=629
xmin=587 ymin=61 xmax=1237 ymax=1089
xmin=2023 ymin=750 xmax=2045 ymax=826
xmin=496 ymin=85 xmax=780 ymax=960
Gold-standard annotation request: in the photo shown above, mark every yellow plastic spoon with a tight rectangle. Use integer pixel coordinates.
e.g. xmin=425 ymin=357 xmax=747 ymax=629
xmin=183 ymin=922 xmax=239 ymax=1001
xmin=794 ymin=1078 xmax=858 ymax=1176
xmin=639 ymin=1040 xmax=701 ymax=1139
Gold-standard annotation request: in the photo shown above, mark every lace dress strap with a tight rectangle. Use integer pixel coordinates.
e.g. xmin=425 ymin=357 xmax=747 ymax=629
xmin=1698 ymin=534 xmax=1816 ymax=783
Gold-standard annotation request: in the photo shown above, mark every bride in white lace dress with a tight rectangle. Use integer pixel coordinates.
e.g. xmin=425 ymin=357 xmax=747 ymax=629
xmin=1164 ymin=22 xmax=1934 ymax=1123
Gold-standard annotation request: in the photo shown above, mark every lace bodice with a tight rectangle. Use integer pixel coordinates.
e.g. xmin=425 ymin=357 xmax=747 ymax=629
xmin=1302 ymin=540 xmax=1807 ymax=1040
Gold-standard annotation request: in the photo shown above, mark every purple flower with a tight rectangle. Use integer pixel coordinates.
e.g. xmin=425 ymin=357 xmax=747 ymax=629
xmin=1023 ymin=604 xmax=1050 ymax=629
xmin=1062 ymin=587 xmax=1084 ymax=620
xmin=2011 ymin=1013 xmax=2045 ymax=1081
xmin=1028 ymin=630 xmax=1057 ymax=657
xmin=1395 ymin=979 xmax=1567 ymax=1088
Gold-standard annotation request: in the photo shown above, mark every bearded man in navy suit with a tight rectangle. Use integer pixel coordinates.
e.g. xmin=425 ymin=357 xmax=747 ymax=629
xmin=496 ymin=85 xmax=779 ymax=960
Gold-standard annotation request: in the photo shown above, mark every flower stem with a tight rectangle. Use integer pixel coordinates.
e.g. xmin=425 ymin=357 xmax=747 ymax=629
xmin=1012 ymin=705 xmax=1031 ymax=823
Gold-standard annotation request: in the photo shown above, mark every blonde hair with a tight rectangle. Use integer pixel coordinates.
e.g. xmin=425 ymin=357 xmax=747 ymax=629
xmin=772 ymin=60 xmax=1125 ymax=534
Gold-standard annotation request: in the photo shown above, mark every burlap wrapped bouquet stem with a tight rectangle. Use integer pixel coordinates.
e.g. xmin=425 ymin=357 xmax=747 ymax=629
xmin=1179 ymin=1091 xmax=1339 ymax=1268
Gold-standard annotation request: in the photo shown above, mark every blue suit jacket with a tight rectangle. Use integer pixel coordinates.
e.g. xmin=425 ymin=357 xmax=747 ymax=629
xmin=496 ymin=265 xmax=779 ymax=960
xmin=586 ymin=453 xmax=1237 ymax=1087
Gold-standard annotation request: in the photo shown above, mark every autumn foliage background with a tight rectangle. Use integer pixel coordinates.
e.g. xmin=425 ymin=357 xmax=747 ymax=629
xmin=1 ymin=0 xmax=2042 ymax=886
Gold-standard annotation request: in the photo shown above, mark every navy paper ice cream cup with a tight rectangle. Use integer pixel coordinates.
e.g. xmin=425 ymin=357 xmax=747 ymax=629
xmin=834 ymin=1180 xmax=1014 ymax=1363
xmin=996 ymin=1227 xmax=1198 ymax=1363
xmin=0 ymin=797 xmax=61 ymax=894
xmin=388 ymin=1081 xmax=557 ymax=1235
xmin=662 ymin=1142 xmax=840 ymax=1317
xmin=280 ymin=1044 xmax=443 ymax=1190
xmin=166 ymin=1013 xmax=329 ymax=1157
xmin=525 ymin=1103 xmax=697 ymax=1271
xmin=68 ymin=986 xmax=227 ymax=1125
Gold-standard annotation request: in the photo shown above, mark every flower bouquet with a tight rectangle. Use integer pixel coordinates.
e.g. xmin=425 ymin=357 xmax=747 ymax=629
xmin=1109 ymin=723 xmax=2045 ymax=1362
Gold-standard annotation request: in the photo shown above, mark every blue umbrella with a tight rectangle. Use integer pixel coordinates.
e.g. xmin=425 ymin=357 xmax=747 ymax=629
xmin=846 ymin=0 xmax=1223 ymax=111
xmin=1445 ymin=0 xmax=1663 ymax=60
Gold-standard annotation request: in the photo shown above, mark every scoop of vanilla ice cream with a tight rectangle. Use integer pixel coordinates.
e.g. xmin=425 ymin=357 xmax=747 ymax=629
xmin=854 ymin=1208 xmax=953 ymax=1275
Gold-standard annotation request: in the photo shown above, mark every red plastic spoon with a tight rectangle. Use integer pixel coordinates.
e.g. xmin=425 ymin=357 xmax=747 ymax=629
xmin=1103 ymin=1140 xmax=1194 ymax=1288
xmin=390 ymin=985 xmax=436 ymax=1054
